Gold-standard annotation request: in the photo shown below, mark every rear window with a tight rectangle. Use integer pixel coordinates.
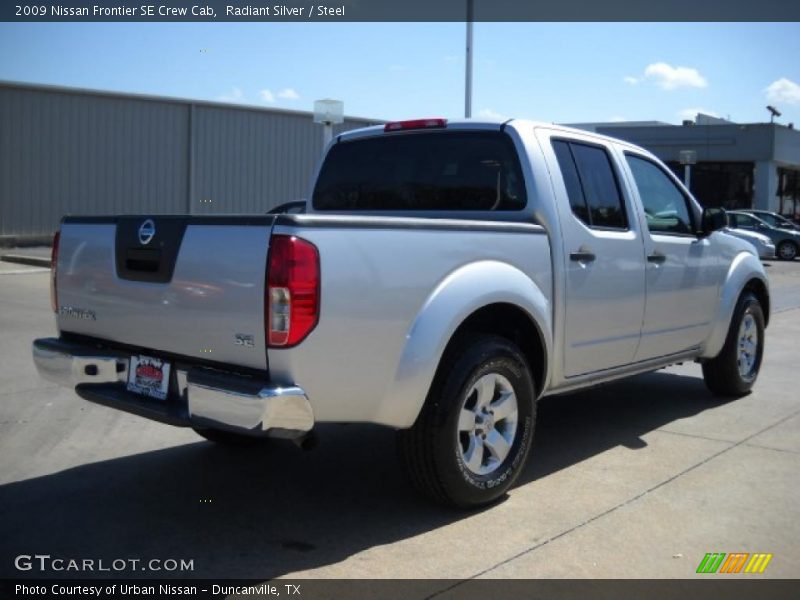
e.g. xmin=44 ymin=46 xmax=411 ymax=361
xmin=312 ymin=131 xmax=527 ymax=211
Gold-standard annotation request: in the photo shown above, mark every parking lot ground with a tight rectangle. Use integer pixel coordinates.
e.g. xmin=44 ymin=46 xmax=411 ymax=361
xmin=0 ymin=263 xmax=798 ymax=582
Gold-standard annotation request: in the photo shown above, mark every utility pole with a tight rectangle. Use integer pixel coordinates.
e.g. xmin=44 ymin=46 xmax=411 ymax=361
xmin=465 ymin=0 xmax=473 ymax=118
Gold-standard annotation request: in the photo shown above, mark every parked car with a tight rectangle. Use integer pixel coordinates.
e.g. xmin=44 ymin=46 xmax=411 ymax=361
xmin=739 ymin=209 xmax=799 ymax=231
xmin=727 ymin=211 xmax=800 ymax=260
xmin=32 ymin=119 xmax=770 ymax=508
xmin=723 ymin=227 xmax=776 ymax=260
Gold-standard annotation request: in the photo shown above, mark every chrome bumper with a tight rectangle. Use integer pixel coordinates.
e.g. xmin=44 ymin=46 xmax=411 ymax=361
xmin=32 ymin=337 xmax=314 ymax=437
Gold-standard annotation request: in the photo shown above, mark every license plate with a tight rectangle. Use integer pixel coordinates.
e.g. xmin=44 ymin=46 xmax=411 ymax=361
xmin=127 ymin=355 xmax=171 ymax=401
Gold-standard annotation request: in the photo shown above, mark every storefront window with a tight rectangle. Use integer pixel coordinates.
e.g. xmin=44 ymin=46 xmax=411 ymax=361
xmin=777 ymin=167 xmax=800 ymax=218
xmin=666 ymin=161 xmax=754 ymax=210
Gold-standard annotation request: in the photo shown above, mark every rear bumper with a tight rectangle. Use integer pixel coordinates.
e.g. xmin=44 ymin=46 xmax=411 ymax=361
xmin=32 ymin=337 xmax=314 ymax=438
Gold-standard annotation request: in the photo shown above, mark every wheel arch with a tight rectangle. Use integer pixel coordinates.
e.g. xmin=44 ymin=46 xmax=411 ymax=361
xmin=375 ymin=260 xmax=552 ymax=429
xmin=440 ymin=303 xmax=547 ymax=398
xmin=743 ymin=277 xmax=770 ymax=327
xmin=701 ymin=251 xmax=770 ymax=359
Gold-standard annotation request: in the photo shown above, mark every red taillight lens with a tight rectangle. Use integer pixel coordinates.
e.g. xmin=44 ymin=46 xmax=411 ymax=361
xmin=384 ymin=118 xmax=447 ymax=132
xmin=266 ymin=235 xmax=320 ymax=348
xmin=50 ymin=230 xmax=60 ymax=313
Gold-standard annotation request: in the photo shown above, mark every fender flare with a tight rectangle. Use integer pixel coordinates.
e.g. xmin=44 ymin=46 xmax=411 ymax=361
xmin=701 ymin=251 xmax=770 ymax=359
xmin=374 ymin=260 xmax=552 ymax=428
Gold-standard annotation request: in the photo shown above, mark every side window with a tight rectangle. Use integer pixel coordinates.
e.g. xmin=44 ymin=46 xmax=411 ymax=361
xmin=552 ymin=140 xmax=589 ymax=224
xmin=758 ymin=213 xmax=777 ymax=227
xmin=551 ymin=139 xmax=627 ymax=229
xmin=626 ymin=154 xmax=694 ymax=235
xmin=737 ymin=214 xmax=758 ymax=229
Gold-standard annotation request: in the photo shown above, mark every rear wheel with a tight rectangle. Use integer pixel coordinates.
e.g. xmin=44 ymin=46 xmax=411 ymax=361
xmin=398 ymin=334 xmax=536 ymax=508
xmin=702 ymin=292 xmax=765 ymax=397
xmin=777 ymin=240 xmax=797 ymax=261
xmin=193 ymin=427 xmax=271 ymax=446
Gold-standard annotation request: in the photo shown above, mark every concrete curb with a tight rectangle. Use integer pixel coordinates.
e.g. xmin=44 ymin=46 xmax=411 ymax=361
xmin=0 ymin=255 xmax=51 ymax=268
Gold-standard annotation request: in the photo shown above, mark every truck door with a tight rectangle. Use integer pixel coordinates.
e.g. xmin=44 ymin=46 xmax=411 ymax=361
xmin=622 ymin=152 xmax=722 ymax=361
xmin=544 ymin=136 xmax=647 ymax=377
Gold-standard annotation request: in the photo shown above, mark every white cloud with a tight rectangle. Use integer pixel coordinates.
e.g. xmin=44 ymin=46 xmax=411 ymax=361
xmin=677 ymin=107 xmax=718 ymax=121
xmin=443 ymin=55 xmax=458 ymax=63
xmin=217 ymin=87 xmax=245 ymax=103
xmin=643 ymin=62 xmax=708 ymax=90
xmin=765 ymin=78 xmax=800 ymax=105
xmin=477 ymin=108 xmax=507 ymax=121
xmin=623 ymin=76 xmax=639 ymax=85
xmin=608 ymin=116 xmax=627 ymax=122
xmin=258 ymin=89 xmax=275 ymax=102
xmin=277 ymin=88 xmax=300 ymax=100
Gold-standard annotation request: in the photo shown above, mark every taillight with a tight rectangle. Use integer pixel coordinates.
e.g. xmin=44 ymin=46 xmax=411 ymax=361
xmin=266 ymin=235 xmax=320 ymax=348
xmin=50 ymin=230 xmax=60 ymax=313
xmin=384 ymin=118 xmax=447 ymax=132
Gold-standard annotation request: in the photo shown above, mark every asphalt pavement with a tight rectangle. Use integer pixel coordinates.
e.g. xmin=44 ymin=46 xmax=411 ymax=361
xmin=0 ymin=261 xmax=798 ymax=582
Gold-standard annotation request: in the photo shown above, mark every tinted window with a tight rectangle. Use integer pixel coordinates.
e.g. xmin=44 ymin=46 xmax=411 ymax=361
xmin=626 ymin=155 xmax=694 ymax=235
xmin=570 ymin=143 xmax=627 ymax=229
xmin=551 ymin=140 xmax=627 ymax=229
xmin=552 ymin=140 xmax=590 ymax=224
xmin=754 ymin=212 xmax=792 ymax=228
xmin=730 ymin=213 xmax=758 ymax=229
xmin=756 ymin=213 xmax=779 ymax=227
xmin=312 ymin=132 xmax=526 ymax=211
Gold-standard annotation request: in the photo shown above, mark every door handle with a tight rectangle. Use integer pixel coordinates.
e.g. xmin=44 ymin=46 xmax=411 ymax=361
xmin=570 ymin=251 xmax=596 ymax=263
xmin=647 ymin=252 xmax=667 ymax=264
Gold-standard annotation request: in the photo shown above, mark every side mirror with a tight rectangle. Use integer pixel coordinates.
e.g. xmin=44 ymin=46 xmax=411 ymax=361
xmin=700 ymin=207 xmax=726 ymax=236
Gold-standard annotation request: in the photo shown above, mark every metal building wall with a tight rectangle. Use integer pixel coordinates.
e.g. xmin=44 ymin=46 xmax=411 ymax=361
xmin=0 ymin=82 xmax=377 ymax=242
xmin=191 ymin=104 xmax=358 ymax=215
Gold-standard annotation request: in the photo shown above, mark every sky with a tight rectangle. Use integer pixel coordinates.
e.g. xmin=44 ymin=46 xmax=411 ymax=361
xmin=1 ymin=21 xmax=799 ymax=125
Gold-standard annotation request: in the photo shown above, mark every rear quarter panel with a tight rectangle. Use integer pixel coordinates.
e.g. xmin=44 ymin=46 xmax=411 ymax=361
xmin=267 ymin=218 xmax=553 ymax=428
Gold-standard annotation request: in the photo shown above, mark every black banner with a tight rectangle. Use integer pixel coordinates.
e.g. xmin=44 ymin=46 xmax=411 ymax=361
xmin=3 ymin=0 xmax=800 ymax=23
xmin=3 ymin=579 xmax=800 ymax=600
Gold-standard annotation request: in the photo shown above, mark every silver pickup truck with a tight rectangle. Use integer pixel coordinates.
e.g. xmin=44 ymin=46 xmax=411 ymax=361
xmin=33 ymin=118 xmax=770 ymax=507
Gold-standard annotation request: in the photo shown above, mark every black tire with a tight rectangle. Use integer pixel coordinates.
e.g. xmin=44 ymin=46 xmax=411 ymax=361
xmin=702 ymin=292 xmax=765 ymax=397
xmin=776 ymin=240 xmax=797 ymax=261
xmin=398 ymin=334 xmax=536 ymax=508
xmin=193 ymin=427 xmax=271 ymax=446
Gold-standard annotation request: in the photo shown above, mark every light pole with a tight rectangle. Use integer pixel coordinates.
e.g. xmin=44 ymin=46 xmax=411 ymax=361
xmin=314 ymin=99 xmax=344 ymax=154
xmin=465 ymin=0 xmax=473 ymax=118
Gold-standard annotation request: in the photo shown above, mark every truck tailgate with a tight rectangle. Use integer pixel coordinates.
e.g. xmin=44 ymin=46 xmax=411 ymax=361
xmin=55 ymin=216 xmax=275 ymax=371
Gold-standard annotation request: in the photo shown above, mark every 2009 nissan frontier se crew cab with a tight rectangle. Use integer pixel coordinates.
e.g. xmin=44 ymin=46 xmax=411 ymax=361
xmin=33 ymin=118 xmax=770 ymax=507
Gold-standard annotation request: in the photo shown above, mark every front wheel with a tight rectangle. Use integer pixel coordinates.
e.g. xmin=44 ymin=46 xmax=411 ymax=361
xmin=777 ymin=240 xmax=797 ymax=261
xmin=702 ymin=292 xmax=765 ymax=397
xmin=398 ymin=335 xmax=536 ymax=508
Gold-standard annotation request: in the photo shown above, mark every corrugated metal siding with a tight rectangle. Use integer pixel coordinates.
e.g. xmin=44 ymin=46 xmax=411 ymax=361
xmin=0 ymin=86 xmax=188 ymax=236
xmin=192 ymin=106 xmax=366 ymax=214
xmin=0 ymin=83 xmax=377 ymax=238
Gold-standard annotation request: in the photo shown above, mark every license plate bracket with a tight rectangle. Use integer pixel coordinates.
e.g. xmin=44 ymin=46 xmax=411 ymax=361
xmin=127 ymin=355 xmax=171 ymax=401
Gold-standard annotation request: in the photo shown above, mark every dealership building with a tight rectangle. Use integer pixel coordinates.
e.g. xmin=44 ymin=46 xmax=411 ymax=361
xmin=2 ymin=80 xmax=800 ymax=245
xmin=571 ymin=114 xmax=800 ymax=217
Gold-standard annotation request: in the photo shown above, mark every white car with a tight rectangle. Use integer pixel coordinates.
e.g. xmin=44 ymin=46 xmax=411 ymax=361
xmin=724 ymin=227 xmax=776 ymax=260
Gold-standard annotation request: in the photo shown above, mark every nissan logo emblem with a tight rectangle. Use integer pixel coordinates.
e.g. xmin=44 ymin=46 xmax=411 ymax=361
xmin=138 ymin=219 xmax=156 ymax=245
